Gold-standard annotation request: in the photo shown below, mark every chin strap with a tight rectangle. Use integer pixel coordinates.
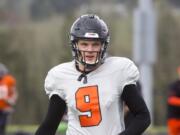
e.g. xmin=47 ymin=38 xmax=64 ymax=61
xmin=76 ymin=59 xmax=101 ymax=84
xmin=77 ymin=73 xmax=87 ymax=84
xmin=76 ymin=62 xmax=88 ymax=84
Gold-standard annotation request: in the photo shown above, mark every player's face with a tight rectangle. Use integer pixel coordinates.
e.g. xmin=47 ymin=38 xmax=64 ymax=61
xmin=77 ymin=39 xmax=102 ymax=65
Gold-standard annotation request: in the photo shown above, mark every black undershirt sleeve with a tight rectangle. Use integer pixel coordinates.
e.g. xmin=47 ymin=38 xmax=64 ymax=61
xmin=35 ymin=95 xmax=67 ymax=135
xmin=119 ymin=84 xmax=151 ymax=135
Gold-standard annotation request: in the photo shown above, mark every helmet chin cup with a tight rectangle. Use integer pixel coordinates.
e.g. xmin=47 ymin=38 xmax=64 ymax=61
xmin=78 ymin=60 xmax=99 ymax=71
xmin=77 ymin=50 xmax=100 ymax=70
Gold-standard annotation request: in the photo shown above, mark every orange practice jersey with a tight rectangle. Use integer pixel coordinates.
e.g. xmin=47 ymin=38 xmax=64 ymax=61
xmin=0 ymin=74 xmax=16 ymax=110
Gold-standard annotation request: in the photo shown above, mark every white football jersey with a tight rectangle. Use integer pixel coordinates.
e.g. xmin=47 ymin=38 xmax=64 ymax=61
xmin=45 ymin=57 xmax=139 ymax=135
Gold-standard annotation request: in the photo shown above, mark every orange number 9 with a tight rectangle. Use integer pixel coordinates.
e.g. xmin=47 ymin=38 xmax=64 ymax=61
xmin=75 ymin=85 xmax=102 ymax=127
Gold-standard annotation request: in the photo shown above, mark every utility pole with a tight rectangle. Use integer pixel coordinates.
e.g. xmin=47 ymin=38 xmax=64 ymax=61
xmin=133 ymin=0 xmax=157 ymax=124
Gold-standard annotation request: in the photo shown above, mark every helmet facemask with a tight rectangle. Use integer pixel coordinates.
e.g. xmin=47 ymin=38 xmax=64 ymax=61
xmin=71 ymin=40 xmax=107 ymax=71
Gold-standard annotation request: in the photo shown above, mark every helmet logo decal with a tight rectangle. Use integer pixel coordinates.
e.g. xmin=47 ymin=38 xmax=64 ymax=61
xmin=84 ymin=33 xmax=99 ymax=38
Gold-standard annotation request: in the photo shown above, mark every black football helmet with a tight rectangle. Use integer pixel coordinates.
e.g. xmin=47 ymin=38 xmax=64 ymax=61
xmin=70 ymin=14 xmax=110 ymax=69
xmin=0 ymin=63 xmax=8 ymax=78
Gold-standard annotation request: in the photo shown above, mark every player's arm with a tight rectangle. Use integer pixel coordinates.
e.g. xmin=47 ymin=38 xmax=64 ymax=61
xmin=7 ymin=86 xmax=18 ymax=106
xmin=168 ymin=95 xmax=180 ymax=106
xmin=168 ymin=85 xmax=180 ymax=106
xmin=119 ymin=84 xmax=151 ymax=135
xmin=35 ymin=95 xmax=66 ymax=135
xmin=3 ymin=75 xmax=17 ymax=106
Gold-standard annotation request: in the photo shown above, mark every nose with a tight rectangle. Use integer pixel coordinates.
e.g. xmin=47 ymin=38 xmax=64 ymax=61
xmin=86 ymin=45 xmax=94 ymax=52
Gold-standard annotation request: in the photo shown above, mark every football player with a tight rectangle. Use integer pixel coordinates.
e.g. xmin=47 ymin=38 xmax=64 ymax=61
xmin=0 ymin=63 xmax=17 ymax=135
xmin=35 ymin=14 xmax=151 ymax=135
xmin=167 ymin=66 xmax=180 ymax=135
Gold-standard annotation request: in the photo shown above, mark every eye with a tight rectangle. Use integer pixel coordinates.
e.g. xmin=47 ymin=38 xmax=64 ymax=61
xmin=81 ymin=43 xmax=88 ymax=46
xmin=93 ymin=43 xmax=100 ymax=46
xmin=80 ymin=43 xmax=88 ymax=48
xmin=92 ymin=42 xmax=101 ymax=48
xmin=78 ymin=42 xmax=88 ymax=50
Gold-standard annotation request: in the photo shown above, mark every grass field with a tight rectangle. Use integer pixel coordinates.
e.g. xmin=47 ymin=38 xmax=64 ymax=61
xmin=6 ymin=122 xmax=67 ymax=135
xmin=6 ymin=123 xmax=167 ymax=135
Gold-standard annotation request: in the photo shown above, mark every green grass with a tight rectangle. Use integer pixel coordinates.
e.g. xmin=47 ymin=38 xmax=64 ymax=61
xmin=146 ymin=126 xmax=167 ymax=134
xmin=7 ymin=122 xmax=68 ymax=134
xmin=7 ymin=125 xmax=38 ymax=133
xmin=6 ymin=123 xmax=167 ymax=135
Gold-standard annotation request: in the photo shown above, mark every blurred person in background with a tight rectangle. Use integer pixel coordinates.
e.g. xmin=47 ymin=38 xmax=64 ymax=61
xmin=35 ymin=14 xmax=150 ymax=135
xmin=167 ymin=66 xmax=180 ymax=135
xmin=0 ymin=63 xmax=17 ymax=135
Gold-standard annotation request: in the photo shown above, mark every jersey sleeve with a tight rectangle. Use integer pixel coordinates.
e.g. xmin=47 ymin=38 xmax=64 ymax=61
xmin=122 ymin=59 xmax=140 ymax=90
xmin=44 ymin=69 xmax=66 ymax=100
xmin=4 ymin=75 xmax=16 ymax=87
